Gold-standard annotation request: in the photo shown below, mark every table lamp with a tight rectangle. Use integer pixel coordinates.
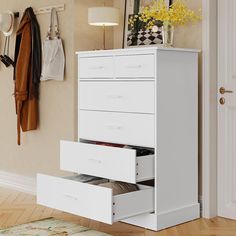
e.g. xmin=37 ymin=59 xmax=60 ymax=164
xmin=88 ymin=7 xmax=119 ymax=50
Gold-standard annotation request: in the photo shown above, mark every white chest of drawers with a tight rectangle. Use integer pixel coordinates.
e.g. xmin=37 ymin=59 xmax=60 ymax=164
xmin=37 ymin=47 xmax=200 ymax=231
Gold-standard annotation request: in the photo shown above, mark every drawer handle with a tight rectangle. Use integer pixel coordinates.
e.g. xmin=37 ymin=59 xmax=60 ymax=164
xmin=107 ymin=95 xmax=123 ymax=99
xmin=89 ymin=66 xmax=104 ymax=70
xmin=64 ymin=194 xmax=78 ymax=201
xmin=88 ymin=158 xmax=102 ymax=164
xmin=106 ymin=125 xmax=122 ymax=130
xmin=126 ymin=65 xmax=142 ymax=69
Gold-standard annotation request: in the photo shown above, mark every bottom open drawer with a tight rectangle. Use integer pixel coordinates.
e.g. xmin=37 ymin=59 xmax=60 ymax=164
xmin=37 ymin=174 xmax=154 ymax=224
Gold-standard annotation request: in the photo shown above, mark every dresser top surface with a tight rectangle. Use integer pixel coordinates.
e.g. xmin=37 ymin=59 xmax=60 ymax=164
xmin=76 ymin=46 xmax=200 ymax=56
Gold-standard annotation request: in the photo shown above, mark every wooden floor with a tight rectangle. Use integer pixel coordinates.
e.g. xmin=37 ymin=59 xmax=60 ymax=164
xmin=1 ymin=187 xmax=236 ymax=236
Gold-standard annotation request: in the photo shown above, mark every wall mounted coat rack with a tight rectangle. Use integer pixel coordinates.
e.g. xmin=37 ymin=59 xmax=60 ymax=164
xmin=14 ymin=12 xmax=20 ymax=18
xmin=10 ymin=4 xmax=65 ymax=18
xmin=35 ymin=4 xmax=65 ymax=15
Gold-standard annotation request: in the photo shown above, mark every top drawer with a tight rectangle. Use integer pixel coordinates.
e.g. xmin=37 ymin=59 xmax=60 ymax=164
xmin=115 ymin=55 xmax=155 ymax=78
xmin=79 ymin=54 xmax=155 ymax=79
xmin=79 ymin=56 xmax=113 ymax=79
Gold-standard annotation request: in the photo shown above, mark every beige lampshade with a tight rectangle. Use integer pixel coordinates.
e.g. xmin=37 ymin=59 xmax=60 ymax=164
xmin=0 ymin=11 xmax=14 ymax=36
xmin=88 ymin=7 xmax=119 ymax=26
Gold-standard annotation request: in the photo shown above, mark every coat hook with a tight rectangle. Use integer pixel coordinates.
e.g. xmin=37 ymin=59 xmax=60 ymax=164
xmin=14 ymin=12 xmax=19 ymax=18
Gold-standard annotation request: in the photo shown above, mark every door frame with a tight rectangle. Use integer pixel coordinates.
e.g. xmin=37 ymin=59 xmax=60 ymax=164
xmin=202 ymin=0 xmax=218 ymax=218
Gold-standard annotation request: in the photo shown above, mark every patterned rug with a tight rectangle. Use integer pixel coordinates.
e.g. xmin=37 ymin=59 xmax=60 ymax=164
xmin=0 ymin=218 xmax=112 ymax=235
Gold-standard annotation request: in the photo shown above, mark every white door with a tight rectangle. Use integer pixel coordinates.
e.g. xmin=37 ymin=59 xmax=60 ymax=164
xmin=218 ymin=0 xmax=236 ymax=218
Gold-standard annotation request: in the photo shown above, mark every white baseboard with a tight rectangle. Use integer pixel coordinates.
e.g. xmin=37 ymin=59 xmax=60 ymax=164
xmin=155 ymin=203 xmax=200 ymax=230
xmin=0 ymin=171 xmax=36 ymax=195
xmin=122 ymin=203 xmax=200 ymax=231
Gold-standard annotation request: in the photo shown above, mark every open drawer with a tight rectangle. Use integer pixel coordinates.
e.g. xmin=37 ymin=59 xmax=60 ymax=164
xmin=37 ymin=174 xmax=154 ymax=224
xmin=60 ymin=141 xmax=154 ymax=184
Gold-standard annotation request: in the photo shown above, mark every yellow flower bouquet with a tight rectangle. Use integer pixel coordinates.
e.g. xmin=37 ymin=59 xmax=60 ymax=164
xmin=129 ymin=0 xmax=201 ymax=47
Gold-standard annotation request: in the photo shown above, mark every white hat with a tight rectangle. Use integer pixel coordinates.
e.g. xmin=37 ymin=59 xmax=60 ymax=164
xmin=0 ymin=11 xmax=14 ymax=36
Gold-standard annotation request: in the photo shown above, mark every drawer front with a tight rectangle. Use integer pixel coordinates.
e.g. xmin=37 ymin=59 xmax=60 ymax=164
xmin=79 ymin=111 xmax=155 ymax=147
xmin=60 ymin=141 xmax=154 ymax=183
xmin=115 ymin=54 xmax=155 ymax=78
xmin=37 ymin=174 xmax=154 ymax=224
xmin=79 ymin=57 xmax=113 ymax=79
xmin=80 ymin=81 xmax=155 ymax=114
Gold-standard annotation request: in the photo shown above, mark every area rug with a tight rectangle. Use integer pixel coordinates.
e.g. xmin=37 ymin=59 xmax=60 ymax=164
xmin=0 ymin=218 xmax=112 ymax=235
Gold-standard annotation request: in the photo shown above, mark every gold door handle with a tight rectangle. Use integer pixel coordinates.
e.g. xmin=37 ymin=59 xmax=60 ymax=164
xmin=219 ymin=87 xmax=233 ymax=94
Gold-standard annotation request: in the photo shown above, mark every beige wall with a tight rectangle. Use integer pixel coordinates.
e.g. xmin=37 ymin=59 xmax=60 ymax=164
xmin=0 ymin=0 xmax=111 ymax=178
xmin=74 ymin=0 xmax=113 ymax=51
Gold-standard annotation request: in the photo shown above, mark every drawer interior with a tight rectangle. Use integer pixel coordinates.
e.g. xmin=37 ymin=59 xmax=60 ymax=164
xmin=37 ymin=174 xmax=154 ymax=224
xmin=81 ymin=140 xmax=155 ymax=156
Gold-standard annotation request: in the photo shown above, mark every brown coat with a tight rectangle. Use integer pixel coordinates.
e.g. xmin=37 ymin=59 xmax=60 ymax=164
xmin=14 ymin=8 xmax=41 ymax=145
